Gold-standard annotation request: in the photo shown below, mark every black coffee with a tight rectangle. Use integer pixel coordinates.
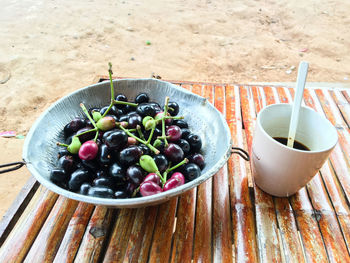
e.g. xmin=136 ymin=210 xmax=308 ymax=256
xmin=273 ymin=137 xmax=310 ymax=151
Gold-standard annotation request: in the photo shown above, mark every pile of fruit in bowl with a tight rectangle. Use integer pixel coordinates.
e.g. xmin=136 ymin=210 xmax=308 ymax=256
xmin=50 ymin=64 xmax=205 ymax=199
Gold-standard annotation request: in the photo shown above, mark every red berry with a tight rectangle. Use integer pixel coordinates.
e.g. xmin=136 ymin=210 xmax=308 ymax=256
xmin=166 ymin=125 xmax=182 ymax=142
xmin=78 ymin=140 xmax=99 ymax=160
xmin=140 ymin=181 xmax=163 ymax=196
xmin=163 ymin=173 xmax=185 ymax=192
xmin=143 ymin=173 xmax=161 ymax=186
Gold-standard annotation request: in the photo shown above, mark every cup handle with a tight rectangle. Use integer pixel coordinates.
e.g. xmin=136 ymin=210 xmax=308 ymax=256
xmin=231 ymin=147 xmax=250 ymax=161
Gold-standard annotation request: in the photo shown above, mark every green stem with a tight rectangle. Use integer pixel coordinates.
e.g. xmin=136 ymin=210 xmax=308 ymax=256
xmin=165 ymin=158 xmax=188 ymax=173
xmin=113 ymin=100 xmax=138 ymax=107
xmin=156 ymin=171 xmax=166 ymax=185
xmin=74 ymin=128 xmax=97 ymax=137
xmin=161 ymin=96 xmax=170 ymax=147
xmin=93 ymin=130 xmax=99 ymax=142
xmin=80 ymin=103 xmax=97 ymax=129
xmin=101 ymin=63 xmax=115 ymax=118
xmin=119 ymin=125 xmax=160 ymax=154
xmin=136 ymin=125 xmax=145 ymax=140
xmin=146 ymin=126 xmax=156 ymax=144
xmin=108 ymin=62 xmax=114 ymax=102
xmin=57 ymin=142 xmax=69 ymax=147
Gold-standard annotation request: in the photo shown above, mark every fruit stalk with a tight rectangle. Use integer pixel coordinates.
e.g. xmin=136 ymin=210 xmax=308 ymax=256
xmin=118 ymin=125 xmax=160 ymax=154
xmin=161 ymin=96 xmax=170 ymax=147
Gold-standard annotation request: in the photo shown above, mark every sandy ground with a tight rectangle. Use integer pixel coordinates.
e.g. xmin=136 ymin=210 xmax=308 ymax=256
xmin=0 ymin=0 xmax=349 ymax=218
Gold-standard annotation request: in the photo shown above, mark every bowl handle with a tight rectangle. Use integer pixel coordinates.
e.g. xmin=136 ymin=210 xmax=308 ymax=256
xmin=0 ymin=161 xmax=26 ymax=174
xmin=231 ymin=147 xmax=250 ymax=161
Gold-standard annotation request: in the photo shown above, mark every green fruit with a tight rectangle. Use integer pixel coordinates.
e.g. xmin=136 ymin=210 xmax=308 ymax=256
xmin=67 ymin=136 xmax=82 ymax=154
xmin=96 ymin=116 xmax=116 ymax=131
xmin=142 ymin=116 xmax=153 ymax=127
xmin=140 ymin=155 xmax=159 ymax=173
xmin=145 ymin=119 xmax=156 ymax=131
xmin=92 ymin=111 xmax=102 ymax=122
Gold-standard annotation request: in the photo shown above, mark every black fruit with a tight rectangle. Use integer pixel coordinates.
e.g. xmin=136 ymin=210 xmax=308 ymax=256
xmin=109 ymin=163 xmax=125 ymax=184
xmin=135 ymin=93 xmax=149 ymax=104
xmin=68 ymin=169 xmax=91 ymax=192
xmin=126 ymin=165 xmax=144 ymax=185
xmin=177 ymin=139 xmax=191 ymax=155
xmin=167 ymin=101 xmax=179 ymax=116
xmin=79 ymin=183 xmax=91 ymax=195
xmin=103 ymin=129 xmax=128 ymax=150
xmin=187 ymin=134 xmax=202 ymax=152
xmin=119 ymin=146 xmax=143 ymax=167
xmin=87 ymin=186 xmax=114 ymax=198
xmin=182 ymin=163 xmax=201 ymax=181
xmin=164 ymin=143 xmax=184 ymax=163
xmin=50 ymin=169 xmax=69 ymax=185
xmin=64 ymin=117 xmax=86 ymax=137
xmin=153 ymin=154 xmax=168 ymax=173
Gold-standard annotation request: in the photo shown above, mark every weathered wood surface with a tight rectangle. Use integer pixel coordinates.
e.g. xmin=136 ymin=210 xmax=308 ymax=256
xmin=0 ymin=80 xmax=349 ymax=262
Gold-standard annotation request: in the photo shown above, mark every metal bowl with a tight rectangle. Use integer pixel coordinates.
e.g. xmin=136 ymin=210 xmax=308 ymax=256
xmin=23 ymin=79 xmax=232 ymax=208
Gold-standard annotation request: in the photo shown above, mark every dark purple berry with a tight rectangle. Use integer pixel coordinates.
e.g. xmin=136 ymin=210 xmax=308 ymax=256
xmin=114 ymin=190 xmax=128 ymax=198
xmin=50 ymin=169 xmax=69 ymax=185
xmin=103 ymin=130 xmax=128 ymax=150
xmin=187 ymin=134 xmax=202 ymax=152
xmin=128 ymin=113 xmax=142 ymax=129
xmin=153 ymin=154 xmax=168 ymax=173
xmin=164 ymin=143 xmax=184 ymax=163
xmin=87 ymin=186 xmax=114 ymax=198
xmin=173 ymin=119 xmax=188 ymax=128
xmin=79 ymin=183 xmax=91 ymax=195
xmin=68 ymin=169 xmax=91 ymax=192
xmin=167 ymin=101 xmax=179 ymax=116
xmin=58 ymin=155 xmax=76 ymax=173
xmin=64 ymin=117 xmax=86 ymax=138
xmin=119 ymin=146 xmax=143 ymax=167
xmin=188 ymin=153 xmax=205 ymax=170
xmin=181 ymin=128 xmax=191 ymax=140
xmin=135 ymin=93 xmax=149 ymax=104
xmin=109 ymin=163 xmax=125 ymax=184
xmin=177 ymin=139 xmax=190 ymax=155
xmin=183 ymin=163 xmax=201 ymax=181
xmin=126 ymin=166 xmax=144 ymax=185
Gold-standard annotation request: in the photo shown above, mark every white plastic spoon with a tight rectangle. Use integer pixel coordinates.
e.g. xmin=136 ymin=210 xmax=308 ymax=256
xmin=287 ymin=61 xmax=309 ymax=148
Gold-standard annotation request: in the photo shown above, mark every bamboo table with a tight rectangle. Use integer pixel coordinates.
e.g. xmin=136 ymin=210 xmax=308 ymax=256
xmin=0 ymin=79 xmax=349 ymax=262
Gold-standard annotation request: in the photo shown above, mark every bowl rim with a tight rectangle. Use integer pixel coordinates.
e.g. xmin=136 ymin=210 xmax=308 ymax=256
xmin=23 ymin=78 xmax=233 ymax=207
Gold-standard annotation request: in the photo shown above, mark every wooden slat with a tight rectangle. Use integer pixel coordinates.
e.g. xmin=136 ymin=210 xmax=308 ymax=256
xmin=251 ymin=86 xmax=263 ymax=114
xmin=212 ymin=85 xmax=233 ymax=262
xmin=0 ymin=186 xmax=58 ymax=262
xmin=53 ymin=202 xmax=95 ymax=262
xmin=75 ymin=206 xmax=114 ymax=263
xmin=307 ymin=89 xmax=350 ymax=204
xmin=23 ymin=196 xmax=79 ymax=262
xmin=0 ymin=176 xmax=38 ymax=246
xmin=289 ymin=189 xmax=329 ymax=262
xmin=193 ymin=84 xmax=214 ymax=263
xmin=226 ymin=85 xmax=258 ymax=262
xmin=122 ymin=206 xmax=158 ymax=263
xmin=240 ymin=86 xmax=282 ymax=262
xmin=148 ymin=199 xmax=177 ymax=263
xmin=274 ymin=198 xmax=305 ymax=262
xmin=103 ymin=208 xmax=136 ymax=262
xmin=342 ymin=90 xmax=350 ymax=103
xmin=320 ymin=160 xmax=350 ymax=251
xmin=330 ymin=90 xmax=350 ymax=128
xmin=307 ymin=173 xmax=350 ymax=262
xmin=170 ymin=190 xmax=197 ymax=263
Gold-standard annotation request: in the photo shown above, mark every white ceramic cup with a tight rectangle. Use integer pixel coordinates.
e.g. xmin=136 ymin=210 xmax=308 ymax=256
xmin=252 ymin=103 xmax=338 ymax=197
